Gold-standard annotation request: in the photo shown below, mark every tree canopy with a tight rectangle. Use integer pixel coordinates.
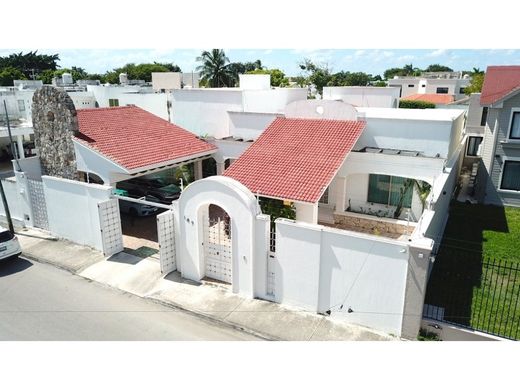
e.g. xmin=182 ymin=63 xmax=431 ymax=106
xmin=384 ymin=63 xmax=455 ymax=79
xmin=196 ymin=49 xmax=234 ymax=88
xmin=0 ymin=51 xmax=60 ymax=79
xmin=104 ymin=62 xmax=181 ymax=84
xmin=424 ymin=64 xmax=454 ymax=72
xmin=464 ymin=70 xmax=485 ymax=94
xmin=0 ymin=67 xmax=26 ymax=86
xmin=246 ymin=68 xmax=289 ymax=87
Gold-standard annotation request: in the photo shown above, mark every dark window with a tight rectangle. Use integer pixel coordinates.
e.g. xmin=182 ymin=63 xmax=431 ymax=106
xmin=466 ymin=136 xmax=483 ymax=156
xmin=436 ymin=87 xmax=449 ymax=94
xmin=408 ymin=84 xmax=414 ymax=88
xmin=0 ymin=230 xmax=14 ymax=243
xmin=109 ymin=98 xmax=119 ymax=107
xmin=367 ymin=174 xmax=413 ymax=208
xmin=480 ymin=107 xmax=488 ymax=126
xmin=501 ymin=161 xmax=520 ymax=191
xmin=510 ymin=112 xmax=520 ymax=139
xmin=421 ymin=84 xmax=426 ymax=88
xmin=459 ymin=87 xmax=466 ymax=94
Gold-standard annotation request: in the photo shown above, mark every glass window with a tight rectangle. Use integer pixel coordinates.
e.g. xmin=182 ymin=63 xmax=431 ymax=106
xmin=436 ymin=87 xmax=449 ymax=94
xmin=510 ymin=112 xmax=520 ymax=139
xmin=368 ymin=174 xmax=413 ymax=208
xmin=109 ymin=98 xmax=119 ymax=107
xmin=480 ymin=107 xmax=488 ymax=126
xmin=408 ymin=84 xmax=414 ymax=88
xmin=501 ymin=161 xmax=520 ymax=191
xmin=459 ymin=87 xmax=466 ymax=94
xmin=467 ymin=136 xmax=483 ymax=156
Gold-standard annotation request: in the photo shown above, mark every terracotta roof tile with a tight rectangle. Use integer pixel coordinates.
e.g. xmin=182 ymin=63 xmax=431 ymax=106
xmin=75 ymin=106 xmax=216 ymax=171
xmin=402 ymin=94 xmax=454 ymax=104
xmin=223 ymin=117 xmax=365 ymax=203
xmin=480 ymin=66 xmax=520 ymax=105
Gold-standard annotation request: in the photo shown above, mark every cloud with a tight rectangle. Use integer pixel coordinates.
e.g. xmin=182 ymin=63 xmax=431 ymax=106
xmin=427 ymin=49 xmax=450 ymax=58
xmin=397 ymin=55 xmax=415 ymax=62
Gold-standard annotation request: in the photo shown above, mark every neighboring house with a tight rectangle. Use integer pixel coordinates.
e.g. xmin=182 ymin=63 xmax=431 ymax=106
xmin=475 ymin=66 xmax=520 ymax=206
xmin=151 ymin=72 xmax=200 ymax=91
xmin=388 ymin=72 xmax=470 ymax=101
xmin=322 ymin=86 xmax=400 ymax=108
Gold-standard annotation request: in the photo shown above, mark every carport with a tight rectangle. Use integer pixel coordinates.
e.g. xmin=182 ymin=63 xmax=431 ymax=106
xmin=73 ymin=105 xmax=217 ymax=262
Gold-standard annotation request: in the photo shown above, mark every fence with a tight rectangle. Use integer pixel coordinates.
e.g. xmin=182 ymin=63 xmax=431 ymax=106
xmin=424 ymin=246 xmax=520 ymax=340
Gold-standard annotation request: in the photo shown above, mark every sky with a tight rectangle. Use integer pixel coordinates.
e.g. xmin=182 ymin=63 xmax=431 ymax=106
xmin=1 ymin=49 xmax=519 ymax=77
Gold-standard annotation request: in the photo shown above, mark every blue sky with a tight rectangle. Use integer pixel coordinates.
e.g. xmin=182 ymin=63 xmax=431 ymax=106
xmin=2 ymin=49 xmax=520 ymax=77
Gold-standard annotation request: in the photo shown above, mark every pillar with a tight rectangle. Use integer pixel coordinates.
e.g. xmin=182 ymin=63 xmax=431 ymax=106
xmin=334 ymin=176 xmax=347 ymax=212
xmin=295 ymin=202 xmax=318 ymax=224
xmin=216 ymin=162 xmax=226 ymax=175
xmin=194 ymin=160 xmax=203 ymax=181
xmin=16 ymin=135 xmax=25 ymax=159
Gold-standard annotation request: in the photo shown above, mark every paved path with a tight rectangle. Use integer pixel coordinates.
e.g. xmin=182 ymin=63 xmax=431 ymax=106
xmin=0 ymin=257 xmax=259 ymax=341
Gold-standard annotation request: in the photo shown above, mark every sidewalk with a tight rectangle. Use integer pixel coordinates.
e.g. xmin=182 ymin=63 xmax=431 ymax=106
xmin=15 ymin=226 xmax=395 ymax=341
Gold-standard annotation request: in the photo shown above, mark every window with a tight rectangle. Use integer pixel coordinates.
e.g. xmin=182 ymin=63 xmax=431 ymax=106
xmin=480 ymin=107 xmax=488 ymax=126
xmin=109 ymin=98 xmax=119 ymax=107
xmin=421 ymin=84 xmax=426 ymax=88
xmin=500 ymin=161 xmax=520 ymax=191
xmin=408 ymin=84 xmax=415 ymax=88
xmin=466 ymin=136 xmax=483 ymax=156
xmin=436 ymin=87 xmax=449 ymax=94
xmin=17 ymin=100 xmax=25 ymax=111
xmin=510 ymin=112 xmax=520 ymax=140
xmin=459 ymin=87 xmax=466 ymax=94
xmin=367 ymin=174 xmax=413 ymax=208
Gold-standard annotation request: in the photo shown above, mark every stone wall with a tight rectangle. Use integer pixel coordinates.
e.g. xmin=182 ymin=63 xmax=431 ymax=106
xmin=333 ymin=212 xmax=415 ymax=239
xmin=32 ymin=86 xmax=79 ymax=180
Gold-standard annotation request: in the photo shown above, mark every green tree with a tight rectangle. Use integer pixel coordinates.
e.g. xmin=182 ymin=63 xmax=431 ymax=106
xmin=464 ymin=72 xmax=485 ymax=94
xmin=246 ymin=68 xmax=288 ymax=87
xmin=196 ymin=49 xmax=234 ymax=87
xmin=104 ymin=62 xmax=181 ymax=84
xmin=0 ymin=51 xmax=60 ymax=79
xmin=425 ymin=64 xmax=454 ymax=72
xmin=298 ymin=58 xmax=332 ymax=96
xmin=0 ymin=66 xmax=26 ymax=86
xmin=384 ymin=64 xmax=422 ymax=79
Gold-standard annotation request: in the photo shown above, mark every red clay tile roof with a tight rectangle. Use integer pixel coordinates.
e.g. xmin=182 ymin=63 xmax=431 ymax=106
xmin=402 ymin=94 xmax=454 ymax=105
xmin=75 ymin=106 xmax=216 ymax=171
xmin=223 ymin=117 xmax=365 ymax=203
xmin=480 ymin=66 xmax=520 ymax=105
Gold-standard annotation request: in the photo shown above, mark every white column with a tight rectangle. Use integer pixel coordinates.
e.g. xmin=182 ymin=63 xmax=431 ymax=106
xmin=194 ymin=160 xmax=203 ymax=180
xmin=334 ymin=176 xmax=347 ymax=212
xmin=16 ymin=135 xmax=25 ymax=159
xmin=295 ymin=202 xmax=318 ymax=224
xmin=216 ymin=162 xmax=226 ymax=175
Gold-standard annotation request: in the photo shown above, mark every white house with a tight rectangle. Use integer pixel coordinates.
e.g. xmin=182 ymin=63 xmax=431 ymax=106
xmin=388 ymin=72 xmax=470 ymax=101
xmin=322 ymin=86 xmax=401 ymax=108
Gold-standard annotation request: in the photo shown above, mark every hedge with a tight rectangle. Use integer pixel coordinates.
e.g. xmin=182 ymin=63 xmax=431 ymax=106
xmin=399 ymin=100 xmax=436 ymax=109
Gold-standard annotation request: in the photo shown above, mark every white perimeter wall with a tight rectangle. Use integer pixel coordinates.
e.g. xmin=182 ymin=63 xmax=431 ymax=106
xmin=228 ymin=111 xmax=280 ymax=141
xmin=275 ymin=219 xmax=411 ymax=335
xmin=42 ymin=176 xmax=112 ymax=251
xmin=118 ymin=93 xmax=170 ymax=121
xmin=0 ymin=177 xmax=24 ymax=223
xmin=322 ymin=87 xmax=400 ymax=108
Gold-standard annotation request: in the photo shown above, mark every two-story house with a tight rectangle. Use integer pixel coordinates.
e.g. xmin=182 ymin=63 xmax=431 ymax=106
xmin=476 ymin=66 xmax=520 ymax=206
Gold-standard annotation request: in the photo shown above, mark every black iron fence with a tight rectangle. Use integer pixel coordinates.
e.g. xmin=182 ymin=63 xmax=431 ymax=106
xmin=424 ymin=246 xmax=520 ymax=340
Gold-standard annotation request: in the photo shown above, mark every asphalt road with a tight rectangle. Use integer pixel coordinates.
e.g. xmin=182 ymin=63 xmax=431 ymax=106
xmin=0 ymin=257 xmax=259 ymax=341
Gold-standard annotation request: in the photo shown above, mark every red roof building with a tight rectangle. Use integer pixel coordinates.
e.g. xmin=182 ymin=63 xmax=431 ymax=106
xmin=75 ymin=106 xmax=216 ymax=171
xmin=401 ymin=94 xmax=454 ymax=105
xmin=223 ymin=117 xmax=365 ymax=203
xmin=480 ymin=66 xmax=520 ymax=105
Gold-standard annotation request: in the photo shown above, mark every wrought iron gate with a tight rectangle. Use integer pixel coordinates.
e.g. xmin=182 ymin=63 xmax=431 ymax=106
xmin=98 ymin=199 xmax=124 ymax=257
xmin=27 ymin=179 xmax=49 ymax=230
xmin=157 ymin=209 xmax=176 ymax=274
xmin=203 ymin=213 xmax=232 ymax=283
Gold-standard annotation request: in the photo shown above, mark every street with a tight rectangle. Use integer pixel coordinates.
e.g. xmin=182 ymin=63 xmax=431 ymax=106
xmin=0 ymin=257 xmax=259 ymax=341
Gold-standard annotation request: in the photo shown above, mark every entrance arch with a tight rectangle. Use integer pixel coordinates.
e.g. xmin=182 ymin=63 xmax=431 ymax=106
xmin=178 ymin=176 xmax=261 ymax=296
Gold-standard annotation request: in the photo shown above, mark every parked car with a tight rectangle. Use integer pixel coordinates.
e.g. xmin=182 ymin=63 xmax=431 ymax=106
xmin=117 ymin=178 xmax=181 ymax=205
xmin=118 ymin=195 xmax=160 ymax=217
xmin=0 ymin=228 xmax=22 ymax=262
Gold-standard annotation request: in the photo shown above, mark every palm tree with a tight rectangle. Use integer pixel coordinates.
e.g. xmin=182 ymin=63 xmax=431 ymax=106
xmin=196 ymin=49 xmax=233 ymax=88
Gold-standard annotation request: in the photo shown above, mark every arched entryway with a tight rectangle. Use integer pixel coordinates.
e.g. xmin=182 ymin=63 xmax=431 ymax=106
xmin=177 ymin=176 xmax=266 ymax=296
xmin=203 ymin=204 xmax=232 ymax=283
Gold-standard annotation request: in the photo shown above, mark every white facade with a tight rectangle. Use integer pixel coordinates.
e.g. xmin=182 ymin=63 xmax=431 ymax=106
xmin=388 ymin=77 xmax=470 ymax=100
xmin=152 ymin=72 xmax=182 ymax=91
xmin=322 ymin=86 xmax=400 ymax=108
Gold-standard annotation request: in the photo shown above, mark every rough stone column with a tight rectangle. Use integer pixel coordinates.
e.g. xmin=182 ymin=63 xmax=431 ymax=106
xmin=32 ymin=86 xmax=79 ymax=180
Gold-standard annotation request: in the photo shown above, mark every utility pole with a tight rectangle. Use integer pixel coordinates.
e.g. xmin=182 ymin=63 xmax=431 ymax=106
xmin=1 ymin=101 xmax=15 ymax=233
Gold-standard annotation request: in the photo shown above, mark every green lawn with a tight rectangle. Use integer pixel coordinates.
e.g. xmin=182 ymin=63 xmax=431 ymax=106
xmin=425 ymin=201 xmax=520 ymax=339
xmin=440 ymin=202 xmax=520 ymax=262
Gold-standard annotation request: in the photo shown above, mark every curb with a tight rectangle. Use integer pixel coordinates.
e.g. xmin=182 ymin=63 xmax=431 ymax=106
xmin=20 ymin=254 xmax=277 ymax=341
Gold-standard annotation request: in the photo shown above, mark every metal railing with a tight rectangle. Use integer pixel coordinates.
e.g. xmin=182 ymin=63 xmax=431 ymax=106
xmin=424 ymin=247 xmax=520 ymax=340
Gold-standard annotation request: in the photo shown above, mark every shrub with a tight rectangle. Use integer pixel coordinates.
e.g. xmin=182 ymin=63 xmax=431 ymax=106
xmin=399 ymin=100 xmax=436 ymax=109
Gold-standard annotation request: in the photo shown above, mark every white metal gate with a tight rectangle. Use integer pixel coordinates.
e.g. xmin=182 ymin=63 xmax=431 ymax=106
xmin=98 ymin=199 xmax=124 ymax=257
xmin=27 ymin=179 xmax=49 ymax=230
xmin=267 ymin=229 xmax=276 ymax=296
xmin=203 ymin=213 xmax=232 ymax=283
xmin=157 ymin=209 xmax=176 ymax=274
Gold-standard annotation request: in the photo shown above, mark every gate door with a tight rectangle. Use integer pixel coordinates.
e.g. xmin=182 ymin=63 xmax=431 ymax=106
xmin=27 ymin=179 xmax=49 ymax=230
xmin=203 ymin=213 xmax=232 ymax=283
xmin=157 ymin=209 xmax=176 ymax=274
xmin=98 ymin=199 xmax=124 ymax=257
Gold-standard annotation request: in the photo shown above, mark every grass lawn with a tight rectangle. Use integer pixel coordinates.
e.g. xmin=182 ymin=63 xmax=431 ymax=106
xmin=425 ymin=201 xmax=520 ymax=339
xmin=440 ymin=201 xmax=520 ymax=261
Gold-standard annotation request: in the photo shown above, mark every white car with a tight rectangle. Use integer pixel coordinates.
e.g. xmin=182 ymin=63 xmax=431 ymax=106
xmin=0 ymin=227 xmax=22 ymax=261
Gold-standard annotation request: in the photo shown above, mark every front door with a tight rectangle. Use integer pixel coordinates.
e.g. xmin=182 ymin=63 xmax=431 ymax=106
xmin=203 ymin=208 xmax=232 ymax=283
